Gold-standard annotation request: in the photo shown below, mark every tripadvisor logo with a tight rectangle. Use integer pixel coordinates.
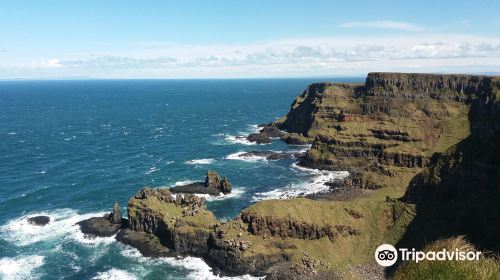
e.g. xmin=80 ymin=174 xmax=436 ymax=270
xmin=374 ymin=244 xmax=482 ymax=267
xmin=375 ymin=244 xmax=398 ymax=266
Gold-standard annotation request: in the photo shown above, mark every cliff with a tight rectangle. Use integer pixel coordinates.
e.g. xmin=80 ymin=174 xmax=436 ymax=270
xmin=274 ymin=73 xmax=498 ymax=191
xmin=400 ymin=76 xmax=500 ymax=252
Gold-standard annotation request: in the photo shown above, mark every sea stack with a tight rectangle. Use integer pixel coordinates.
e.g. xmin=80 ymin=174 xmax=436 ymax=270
xmin=111 ymin=201 xmax=121 ymax=224
xmin=205 ymin=171 xmax=232 ymax=194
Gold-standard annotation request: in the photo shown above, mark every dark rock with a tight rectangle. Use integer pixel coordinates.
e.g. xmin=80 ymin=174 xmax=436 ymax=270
xmin=77 ymin=216 xmax=123 ymax=237
xmin=205 ymin=171 xmax=232 ymax=194
xmin=171 ymin=182 xmax=220 ymax=195
xmin=115 ymin=229 xmax=173 ymax=258
xmin=27 ymin=216 xmax=50 ymax=226
xmin=171 ymin=171 xmax=232 ymax=195
xmin=259 ymin=126 xmax=285 ymax=138
xmin=247 ymin=133 xmax=272 ymax=144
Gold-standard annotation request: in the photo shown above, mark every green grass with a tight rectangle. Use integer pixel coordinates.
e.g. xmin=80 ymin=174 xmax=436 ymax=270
xmin=237 ymin=168 xmax=420 ymax=276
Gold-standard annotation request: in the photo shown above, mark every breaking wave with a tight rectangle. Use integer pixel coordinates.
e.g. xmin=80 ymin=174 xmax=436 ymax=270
xmin=252 ymin=163 xmax=349 ymax=201
xmin=185 ymin=158 xmax=216 ymax=165
xmin=0 ymin=255 xmax=45 ymax=280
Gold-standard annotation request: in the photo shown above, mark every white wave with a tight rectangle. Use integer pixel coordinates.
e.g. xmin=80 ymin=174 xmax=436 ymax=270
xmin=224 ymin=135 xmax=257 ymax=145
xmin=0 ymin=209 xmax=114 ymax=247
xmin=7 ymin=132 xmax=16 ymax=135
xmin=194 ymin=188 xmax=245 ymax=201
xmin=0 ymin=255 xmax=44 ymax=280
xmin=252 ymin=164 xmax=349 ymax=201
xmin=247 ymin=124 xmax=260 ymax=134
xmin=145 ymin=166 xmax=159 ymax=175
xmin=119 ymin=244 xmax=261 ymax=280
xmin=222 ymin=124 xmax=269 ymax=146
xmin=174 ymin=180 xmax=197 ymax=186
xmin=224 ymin=152 xmax=268 ymax=162
xmin=185 ymin=159 xmax=215 ymax=165
xmin=92 ymin=269 xmax=137 ymax=280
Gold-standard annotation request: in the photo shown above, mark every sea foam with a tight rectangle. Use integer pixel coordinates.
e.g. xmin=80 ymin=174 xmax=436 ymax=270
xmin=119 ymin=244 xmax=261 ymax=280
xmin=0 ymin=255 xmax=44 ymax=280
xmin=224 ymin=152 xmax=268 ymax=162
xmin=92 ymin=269 xmax=137 ymax=280
xmin=185 ymin=158 xmax=216 ymax=165
xmin=252 ymin=163 xmax=349 ymax=201
xmin=0 ymin=209 xmax=113 ymax=247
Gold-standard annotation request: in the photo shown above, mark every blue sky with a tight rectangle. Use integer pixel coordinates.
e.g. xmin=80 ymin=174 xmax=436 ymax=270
xmin=1 ymin=0 xmax=499 ymax=79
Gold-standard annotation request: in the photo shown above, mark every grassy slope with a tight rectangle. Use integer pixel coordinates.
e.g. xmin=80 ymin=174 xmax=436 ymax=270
xmin=240 ymin=168 xmax=419 ymax=276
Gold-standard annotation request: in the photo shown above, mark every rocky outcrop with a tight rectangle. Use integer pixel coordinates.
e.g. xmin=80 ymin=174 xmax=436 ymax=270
xmin=126 ymin=186 xmax=289 ymax=276
xmin=246 ymin=125 xmax=285 ymax=144
xmin=170 ymin=171 xmax=232 ymax=195
xmin=77 ymin=202 xmax=125 ymax=237
xmin=205 ymin=171 xmax=232 ymax=194
xmin=27 ymin=216 xmax=50 ymax=226
xmin=240 ymin=212 xmax=360 ymax=240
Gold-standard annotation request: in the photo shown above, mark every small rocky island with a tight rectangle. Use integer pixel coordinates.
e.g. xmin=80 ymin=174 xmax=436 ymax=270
xmin=170 ymin=171 xmax=232 ymax=195
xmin=77 ymin=72 xmax=500 ymax=279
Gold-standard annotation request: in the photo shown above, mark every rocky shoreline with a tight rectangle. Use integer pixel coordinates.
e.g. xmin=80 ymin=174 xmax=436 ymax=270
xmin=75 ymin=72 xmax=500 ymax=279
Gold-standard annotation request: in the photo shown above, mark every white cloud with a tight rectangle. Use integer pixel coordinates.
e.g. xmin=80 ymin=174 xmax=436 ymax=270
xmin=31 ymin=58 xmax=63 ymax=68
xmin=339 ymin=20 xmax=425 ymax=31
xmin=3 ymin=34 xmax=500 ymax=78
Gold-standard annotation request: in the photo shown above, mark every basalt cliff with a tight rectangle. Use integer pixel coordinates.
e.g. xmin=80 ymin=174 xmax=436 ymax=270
xmin=78 ymin=73 xmax=500 ymax=279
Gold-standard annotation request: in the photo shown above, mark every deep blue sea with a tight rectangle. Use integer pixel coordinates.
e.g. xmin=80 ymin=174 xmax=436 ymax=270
xmin=0 ymin=78 xmax=361 ymax=280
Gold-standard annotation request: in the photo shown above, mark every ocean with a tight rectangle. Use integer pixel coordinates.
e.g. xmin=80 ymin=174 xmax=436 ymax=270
xmin=0 ymin=78 xmax=362 ymax=280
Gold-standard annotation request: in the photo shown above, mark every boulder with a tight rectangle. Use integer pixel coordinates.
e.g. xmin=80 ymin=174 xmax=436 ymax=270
xmin=258 ymin=126 xmax=285 ymax=138
xmin=247 ymin=133 xmax=272 ymax=144
xmin=27 ymin=216 xmax=50 ymax=226
xmin=77 ymin=215 xmax=122 ymax=237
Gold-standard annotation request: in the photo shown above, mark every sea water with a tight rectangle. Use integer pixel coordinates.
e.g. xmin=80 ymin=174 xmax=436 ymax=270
xmin=0 ymin=78 xmax=361 ymax=280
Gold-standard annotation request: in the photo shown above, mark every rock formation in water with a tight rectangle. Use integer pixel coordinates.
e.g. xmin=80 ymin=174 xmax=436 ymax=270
xmin=27 ymin=216 xmax=50 ymax=226
xmin=77 ymin=202 xmax=125 ymax=237
xmin=170 ymin=171 xmax=232 ymax=195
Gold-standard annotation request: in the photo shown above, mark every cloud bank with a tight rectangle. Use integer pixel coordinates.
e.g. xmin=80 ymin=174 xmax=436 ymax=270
xmin=1 ymin=34 xmax=500 ymax=78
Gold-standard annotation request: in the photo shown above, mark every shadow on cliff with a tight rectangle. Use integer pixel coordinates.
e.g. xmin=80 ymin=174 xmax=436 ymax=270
xmin=386 ymin=98 xmax=500 ymax=276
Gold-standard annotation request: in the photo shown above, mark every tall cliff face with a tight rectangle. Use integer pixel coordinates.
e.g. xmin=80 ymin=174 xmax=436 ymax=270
xmin=401 ymin=77 xmax=500 ymax=252
xmin=276 ymin=72 xmax=500 ymax=252
xmin=276 ymin=72 xmax=497 ymax=190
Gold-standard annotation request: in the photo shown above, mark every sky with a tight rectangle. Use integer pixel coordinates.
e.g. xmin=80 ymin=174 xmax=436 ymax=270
xmin=0 ymin=0 xmax=499 ymax=79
